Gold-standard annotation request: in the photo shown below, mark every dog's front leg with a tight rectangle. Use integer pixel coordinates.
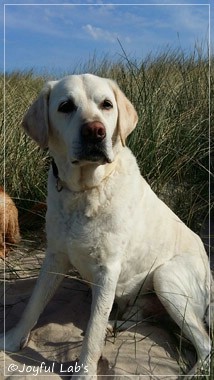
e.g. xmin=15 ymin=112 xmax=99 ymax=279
xmin=75 ymin=263 xmax=121 ymax=380
xmin=0 ymin=251 xmax=70 ymax=353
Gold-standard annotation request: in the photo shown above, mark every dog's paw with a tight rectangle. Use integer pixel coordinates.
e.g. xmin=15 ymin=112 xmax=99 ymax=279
xmin=73 ymin=370 xmax=97 ymax=380
xmin=0 ymin=328 xmax=29 ymax=353
xmin=184 ymin=359 xmax=210 ymax=379
xmin=72 ymin=363 xmax=97 ymax=380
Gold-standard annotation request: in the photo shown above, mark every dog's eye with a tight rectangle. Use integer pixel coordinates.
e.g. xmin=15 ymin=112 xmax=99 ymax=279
xmin=58 ymin=100 xmax=77 ymax=113
xmin=101 ymin=99 xmax=113 ymax=110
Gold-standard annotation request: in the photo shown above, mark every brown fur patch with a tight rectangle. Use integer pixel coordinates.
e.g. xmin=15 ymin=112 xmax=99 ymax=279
xmin=0 ymin=188 xmax=21 ymax=258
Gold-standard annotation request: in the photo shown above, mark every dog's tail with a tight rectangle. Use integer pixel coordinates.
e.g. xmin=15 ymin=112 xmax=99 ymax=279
xmin=205 ymin=274 xmax=214 ymax=329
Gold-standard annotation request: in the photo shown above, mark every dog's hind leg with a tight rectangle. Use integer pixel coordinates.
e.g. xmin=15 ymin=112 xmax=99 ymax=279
xmin=0 ymin=251 xmax=70 ymax=353
xmin=153 ymin=258 xmax=211 ymax=376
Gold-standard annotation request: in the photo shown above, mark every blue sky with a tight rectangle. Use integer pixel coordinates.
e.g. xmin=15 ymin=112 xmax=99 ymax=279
xmin=1 ymin=1 xmax=213 ymax=74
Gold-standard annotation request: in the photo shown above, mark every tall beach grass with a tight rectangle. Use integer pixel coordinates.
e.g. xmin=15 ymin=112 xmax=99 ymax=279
xmin=0 ymin=47 xmax=213 ymax=234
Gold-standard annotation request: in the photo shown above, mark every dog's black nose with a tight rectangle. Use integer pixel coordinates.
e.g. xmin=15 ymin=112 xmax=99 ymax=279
xmin=81 ymin=122 xmax=106 ymax=142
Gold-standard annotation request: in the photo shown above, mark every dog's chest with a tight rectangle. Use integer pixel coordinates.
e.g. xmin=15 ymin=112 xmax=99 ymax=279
xmin=47 ymin=189 xmax=119 ymax=276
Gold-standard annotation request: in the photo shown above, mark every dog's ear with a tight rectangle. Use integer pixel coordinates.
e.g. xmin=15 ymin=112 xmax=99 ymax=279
xmin=110 ymin=80 xmax=138 ymax=146
xmin=22 ymin=82 xmax=54 ymax=149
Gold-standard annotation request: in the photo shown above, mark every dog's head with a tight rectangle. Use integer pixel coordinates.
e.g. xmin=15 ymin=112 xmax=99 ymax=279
xmin=23 ymin=74 xmax=138 ymax=167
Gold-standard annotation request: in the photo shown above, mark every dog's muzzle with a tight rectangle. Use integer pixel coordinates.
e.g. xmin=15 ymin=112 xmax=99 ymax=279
xmin=72 ymin=121 xmax=112 ymax=164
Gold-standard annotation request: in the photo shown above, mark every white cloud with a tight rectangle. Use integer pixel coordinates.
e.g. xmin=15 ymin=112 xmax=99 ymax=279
xmin=172 ymin=5 xmax=209 ymax=34
xmin=5 ymin=6 xmax=67 ymax=38
xmin=83 ymin=24 xmax=119 ymax=43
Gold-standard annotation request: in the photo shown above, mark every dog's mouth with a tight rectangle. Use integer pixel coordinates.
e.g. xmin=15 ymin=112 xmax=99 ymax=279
xmin=71 ymin=145 xmax=113 ymax=165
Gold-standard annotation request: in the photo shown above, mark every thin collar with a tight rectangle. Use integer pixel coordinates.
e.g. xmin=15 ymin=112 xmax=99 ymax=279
xmin=52 ymin=160 xmax=63 ymax=192
xmin=51 ymin=158 xmax=118 ymax=193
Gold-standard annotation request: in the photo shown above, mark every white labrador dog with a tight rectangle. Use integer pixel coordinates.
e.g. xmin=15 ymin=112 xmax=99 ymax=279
xmin=1 ymin=74 xmax=213 ymax=378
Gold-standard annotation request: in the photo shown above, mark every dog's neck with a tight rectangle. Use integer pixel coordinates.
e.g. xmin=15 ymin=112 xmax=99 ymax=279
xmin=52 ymin=158 xmax=118 ymax=193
